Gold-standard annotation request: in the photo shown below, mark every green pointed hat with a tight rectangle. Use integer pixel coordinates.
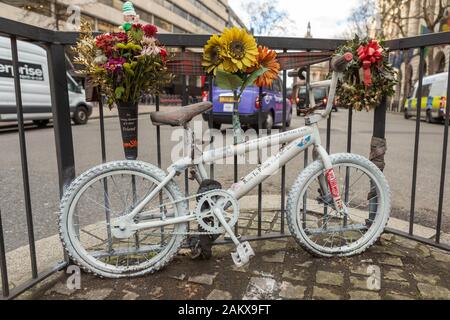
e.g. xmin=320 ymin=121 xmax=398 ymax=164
xmin=122 ymin=1 xmax=136 ymax=16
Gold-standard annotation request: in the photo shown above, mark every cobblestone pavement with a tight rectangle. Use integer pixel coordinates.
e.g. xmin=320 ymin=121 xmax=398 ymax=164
xmin=24 ymin=210 xmax=450 ymax=300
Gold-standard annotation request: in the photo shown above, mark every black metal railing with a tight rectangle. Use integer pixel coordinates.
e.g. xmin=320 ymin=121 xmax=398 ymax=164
xmin=0 ymin=16 xmax=449 ymax=299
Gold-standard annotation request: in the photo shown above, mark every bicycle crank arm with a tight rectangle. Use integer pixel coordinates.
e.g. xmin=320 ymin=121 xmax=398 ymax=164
xmin=211 ymin=208 xmax=255 ymax=267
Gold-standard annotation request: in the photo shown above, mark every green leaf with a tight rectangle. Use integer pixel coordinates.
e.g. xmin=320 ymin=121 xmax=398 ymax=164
xmin=215 ymin=69 xmax=243 ymax=90
xmin=241 ymin=67 xmax=268 ymax=90
xmin=115 ymin=86 xmax=125 ymax=99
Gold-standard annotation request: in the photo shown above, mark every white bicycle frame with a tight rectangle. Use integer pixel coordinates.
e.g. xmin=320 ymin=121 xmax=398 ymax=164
xmin=115 ymin=71 xmax=344 ymax=232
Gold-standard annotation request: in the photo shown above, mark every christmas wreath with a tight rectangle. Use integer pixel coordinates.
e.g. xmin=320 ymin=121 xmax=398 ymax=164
xmin=335 ymin=36 xmax=397 ymax=111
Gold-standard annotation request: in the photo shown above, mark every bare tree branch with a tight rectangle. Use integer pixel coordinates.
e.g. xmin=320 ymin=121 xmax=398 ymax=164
xmin=242 ymin=0 xmax=296 ymax=36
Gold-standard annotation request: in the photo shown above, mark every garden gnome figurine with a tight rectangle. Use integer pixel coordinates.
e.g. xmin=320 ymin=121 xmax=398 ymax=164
xmin=121 ymin=1 xmax=139 ymax=32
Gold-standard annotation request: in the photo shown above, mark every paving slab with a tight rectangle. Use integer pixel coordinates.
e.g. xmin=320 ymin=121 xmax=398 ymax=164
xmin=17 ymin=210 xmax=450 ymax=301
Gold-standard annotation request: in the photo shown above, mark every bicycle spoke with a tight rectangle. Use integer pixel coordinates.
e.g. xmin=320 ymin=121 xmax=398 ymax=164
xmin=297 ymin=161 xmax=385 ymax=254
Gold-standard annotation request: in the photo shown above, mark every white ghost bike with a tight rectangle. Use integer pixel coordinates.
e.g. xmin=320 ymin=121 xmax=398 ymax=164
xmin=59 ymin=53 xmax=390 ymax=278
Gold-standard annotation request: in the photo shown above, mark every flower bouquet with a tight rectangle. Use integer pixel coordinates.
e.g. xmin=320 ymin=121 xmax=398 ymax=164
xmin=72 ymin=18 xmax=171 ymax=159
xmin=202 ymin=27 xmax=280 ymax=141
xmin=335 ymin=36 xmax=397 ymax=111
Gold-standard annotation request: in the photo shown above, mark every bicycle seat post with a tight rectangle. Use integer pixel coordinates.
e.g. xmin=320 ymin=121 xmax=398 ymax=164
xmin=183 ymin=124 xmax=195 ymax=160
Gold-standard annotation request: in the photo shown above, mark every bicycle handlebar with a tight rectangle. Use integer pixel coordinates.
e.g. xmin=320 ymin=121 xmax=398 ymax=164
xmin=305 ymin=52 xmax=353 ymax=120
xmin=330 ymin=52 xmax=353 ymax=72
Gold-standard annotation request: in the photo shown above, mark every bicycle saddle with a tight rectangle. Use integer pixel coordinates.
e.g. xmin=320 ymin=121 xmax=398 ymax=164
xmin=150 ymin=101 xmax=213 ymax=127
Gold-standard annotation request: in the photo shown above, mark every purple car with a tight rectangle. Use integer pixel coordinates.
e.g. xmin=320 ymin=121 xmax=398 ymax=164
xmin=202 ymin=76 xmax=293 ymax=130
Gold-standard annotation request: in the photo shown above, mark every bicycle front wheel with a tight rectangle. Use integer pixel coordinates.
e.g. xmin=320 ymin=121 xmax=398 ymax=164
xmin=287 ymin=153 xmax=390 ymax=257
xmin=59 ymin=161 xmax=187 ymax=278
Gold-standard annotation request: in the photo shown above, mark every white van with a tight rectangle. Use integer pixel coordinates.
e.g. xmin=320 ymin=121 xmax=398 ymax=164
xmin=0 ymin=36 xmax=92 ymax=126
xmin=404 ymin=72 xmax=448 ymax=123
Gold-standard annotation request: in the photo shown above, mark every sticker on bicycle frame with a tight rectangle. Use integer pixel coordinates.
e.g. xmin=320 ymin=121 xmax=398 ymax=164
xmin=219 ymin=96 xmax=240 ymax=103
xmin=297 ymin=135 xmax=311 ymax=148
xmin=326 ymin=169 xmax=344 ymax=210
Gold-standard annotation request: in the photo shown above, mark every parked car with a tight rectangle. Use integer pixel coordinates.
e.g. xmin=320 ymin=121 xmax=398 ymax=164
xmin=292 ymin=80 xmax=338 ymax=116
xmin=404 ymin=72 xmax=448 ymax=123
xmin=203 ymin=76 xmax=292 ymax=130
xmin=0 ymin=36 xmax=92 ymax=126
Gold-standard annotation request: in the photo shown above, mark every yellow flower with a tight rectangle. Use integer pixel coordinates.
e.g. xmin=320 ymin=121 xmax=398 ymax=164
xmin=248 ymin=46 xmax=280 ymax=87
xmin=202 ymin=34 xmax=224 ymax=74
xmin=220 ymin=27 xmax=258 ymax=73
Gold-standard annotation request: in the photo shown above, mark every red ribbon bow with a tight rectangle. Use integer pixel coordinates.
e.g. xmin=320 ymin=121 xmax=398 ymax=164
xmin=356 ymin=40 xmax=383 ymax=86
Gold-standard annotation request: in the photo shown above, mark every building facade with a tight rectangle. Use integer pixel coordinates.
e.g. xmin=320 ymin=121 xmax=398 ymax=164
xmin=377 ymin=0 xmax=450 ymax=110
xmin=0 ymin=0 xmax=246 ymax=33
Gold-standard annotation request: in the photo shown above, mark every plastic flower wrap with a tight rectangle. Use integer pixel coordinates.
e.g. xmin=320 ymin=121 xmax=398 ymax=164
xmin=72 ymin=20 xmax=172 ymax=107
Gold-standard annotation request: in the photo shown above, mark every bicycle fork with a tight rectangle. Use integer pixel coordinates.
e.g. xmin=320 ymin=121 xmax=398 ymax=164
xmin=314 ymin=145 xmax=348 ymax=221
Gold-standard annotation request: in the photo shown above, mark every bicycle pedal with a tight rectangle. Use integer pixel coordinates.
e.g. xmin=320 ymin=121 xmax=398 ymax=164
xmin=231 ymin=241 xmax=255 ymax=267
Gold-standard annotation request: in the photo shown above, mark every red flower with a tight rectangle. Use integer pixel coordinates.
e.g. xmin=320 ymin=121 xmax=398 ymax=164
xmin=143 ymin=24 xmax=158 ymax=37
xmin=114 ymin=32 xmax=128 ymax=43
xmin=132 ymin=23 xmax=143 ymax=30
xmin=95 ymin=32 xmax=128 ymax=56
xmin=160 ymin=48 xmax=167 ymax=57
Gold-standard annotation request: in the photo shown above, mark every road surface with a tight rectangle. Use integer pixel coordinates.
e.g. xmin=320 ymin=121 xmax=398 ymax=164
xmin=0 ymin=107 xmax=449 ymax=252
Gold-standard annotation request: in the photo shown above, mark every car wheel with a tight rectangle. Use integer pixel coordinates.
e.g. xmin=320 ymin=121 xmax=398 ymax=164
xmin=286 ymin=110 xmax=292 ymax=127
xmin=263 ymin=112 xmax=274 ymax=131
xmin=33 ymin=119 xmax=49 ymax=128
xmin=208 ymin=121 xmax=221 ymax=130
xmin=426 ymin=110 xmax=434 ymax=124
xmin=404 ymin=110 xmax=411 ymax=119
xmin=73 ymin=106 xmax=89 ymax=125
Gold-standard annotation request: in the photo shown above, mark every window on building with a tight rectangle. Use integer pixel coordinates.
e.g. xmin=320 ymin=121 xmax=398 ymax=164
xmin=98 ymin=19 xmax=117 ymax=33
xmin=173 ymin=25 xmax=188 ymax=34
xmin=173 ymin=4 xmax=188 ymax=20
xmin=98 ymin=0 xmax=113 ymax=6
xmin=55 ymin=3 xmax=70 ymax=23
xmin=2 ymin=0 xmax=53 ymax=17
xmin=154 ymin=16 xmax=172 ymax=32
xmin=135 ymin=7 xmax=153 ymax=24
xmin=185 ymin=0 xmax=227 ymax=25
xmin=81 ymin=13 xmax=95 ymax=28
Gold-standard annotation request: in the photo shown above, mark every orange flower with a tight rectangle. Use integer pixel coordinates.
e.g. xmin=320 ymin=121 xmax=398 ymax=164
xmin=249 ymin=46 xmax=280 ymax=87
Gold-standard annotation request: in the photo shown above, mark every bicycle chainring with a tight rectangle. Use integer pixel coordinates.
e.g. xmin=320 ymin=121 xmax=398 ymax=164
xmin=194 ymin=189 xmax=239 ymax=234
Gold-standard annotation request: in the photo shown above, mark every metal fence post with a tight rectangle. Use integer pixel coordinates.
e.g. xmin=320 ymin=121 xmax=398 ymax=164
xmin=373 ymin=96 xmax=387 ymax=141
xmin=0 ymin=210 xmax=9 ymax=298
xmin=10 ymin=36 xmax=38 ymax=279
xmin=369 ymin=96 xmax=388 ymax=222
xmin=47 ymin=43 xmax=76 ymax=195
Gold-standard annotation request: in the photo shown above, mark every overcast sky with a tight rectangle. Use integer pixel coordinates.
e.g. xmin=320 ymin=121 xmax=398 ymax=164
xmin=228 ymin=0 xmax=361 ymax=38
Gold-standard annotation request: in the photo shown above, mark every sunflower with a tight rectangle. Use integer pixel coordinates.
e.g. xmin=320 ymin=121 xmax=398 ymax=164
xmin=248 ymin=46 xmax=280 ymax=87
xmin=202 ymin=34 xmax=224 ymax=74
xmin=220 ymin=27 xmax=258 ymax=73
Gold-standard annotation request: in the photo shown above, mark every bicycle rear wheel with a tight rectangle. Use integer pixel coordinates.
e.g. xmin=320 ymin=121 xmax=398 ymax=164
xmin=287 ymin=153 xmax=390 ymax=257
xmin=59 ymin=161 xmax=187 ymax=278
